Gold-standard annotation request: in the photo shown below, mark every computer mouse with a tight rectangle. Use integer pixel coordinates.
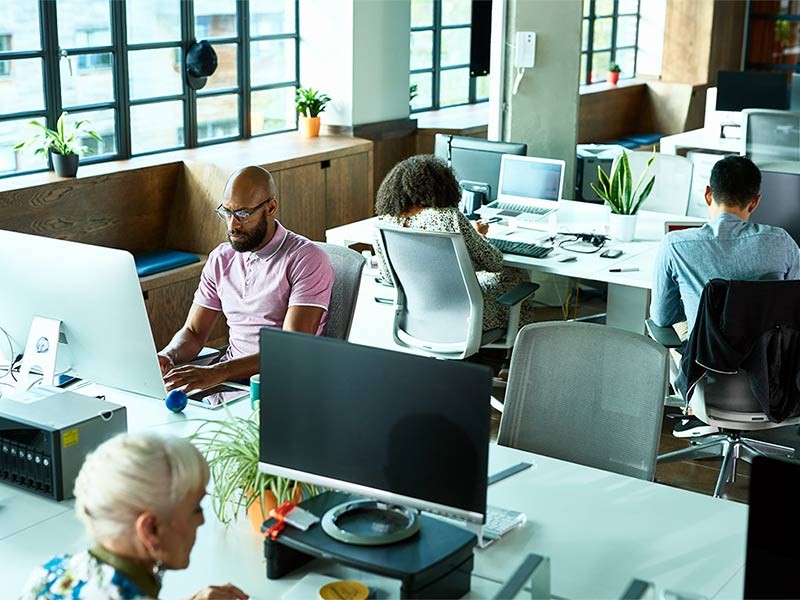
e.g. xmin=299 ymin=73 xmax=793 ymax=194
xmin=558 ymin=256 xmax=577 ymax=263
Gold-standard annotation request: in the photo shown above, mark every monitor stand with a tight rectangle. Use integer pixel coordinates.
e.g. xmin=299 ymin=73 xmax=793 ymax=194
xmin=16 ymin=316 xmax=63 ymax=390
xmin=321 ymin=498 xmax=421 ymax=545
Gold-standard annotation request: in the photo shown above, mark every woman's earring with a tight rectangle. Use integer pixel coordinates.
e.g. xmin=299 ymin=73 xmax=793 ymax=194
xmin=151 ymin=544 xmax=165 ymax=582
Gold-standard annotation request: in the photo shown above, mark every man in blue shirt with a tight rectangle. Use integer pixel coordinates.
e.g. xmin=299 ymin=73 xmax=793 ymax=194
xmin=650 ymin=156 xmax=800 ymax=437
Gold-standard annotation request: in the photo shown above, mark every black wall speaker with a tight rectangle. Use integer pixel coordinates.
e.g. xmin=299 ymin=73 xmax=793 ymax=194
xmin=469 ymin=0 xmax=492 ymax=77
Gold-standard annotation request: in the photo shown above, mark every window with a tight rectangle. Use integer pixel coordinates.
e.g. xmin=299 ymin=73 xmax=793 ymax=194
xmin=744 ymin=3 xmax=800 ymax=72
xmin=409 ymin=0 xmax=489 ymax=112
xmin=0 ymin=0 xmax=300 ymax=178
xmin=581 ymin=0 xmax=641 ymax=85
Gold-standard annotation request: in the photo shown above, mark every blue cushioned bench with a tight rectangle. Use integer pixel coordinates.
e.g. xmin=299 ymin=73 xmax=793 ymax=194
xmin=134 ymin=249 xmax=201 ymax=277
xmin=606 ymin=133 xmax=662 ymax=150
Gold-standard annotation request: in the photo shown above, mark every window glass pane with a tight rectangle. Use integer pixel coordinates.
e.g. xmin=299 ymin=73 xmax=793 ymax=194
xmin=441 ymin=27 xmax=470 ymax=66
xmin=583 ymin=0 xmax=591 ymax=18
xmin=65 ymin=108 xmax=116 ymax=159
xmin=596 ymin=0 xmax=614 ymax=16
xmin=442 ymin=0 xmax=471 ymax=26
xmin=1 ymin=117 xmax=48 ymax=175
xmin=195 ymin=1 xmax=237 ymax=39
xmin=251 ymin=40 xmax=295 ymax=86
xmin=591 ymin=50 xmax=611 ymax=83
xmin=200 ymin=43 xmax=238 ymax=91
xmin=61 ymin=53 xmax=114 ymax=107
xmin=593 ymin=17 xmax=613 ymax=49
xmin=129 ymin=48 xmax=183 ymax=100
xmin=410 ymin=30 xmax=433 ymax=70
xmin=582 ymin=19 xmax=589 ymax=51
xmin=251 ymin=86 xmax=295 ymax=135
xmin=0 ymin=58 xmax=44 ymax=114
xmin=197 ymin=94 xmax=239 ymax=142
xmin=0 ymin=0 xmax=41 ymax=51
xmin=580 ymin=54 xmax=588 ymax=84
xmin=475 ymin=75 xmax=489 ymax=100
xmin=127 ymin=1 xmax=181 ymax=44
xmin=131 ymin=101 xmax=184 ymax=154
xmin=411 ymin=0 xmax=433 ymax=28
xmin=250 ymin=0 xmax=295 ymax=36
xmin=617 ymin=15 xmax=638 ymax=47
xmin=616 ymin=47 xmax=635 ymax=77
xmin=57 ymin=0 xmax=111 ymax=48
xmin=410 ymin=72 xmax=432 ymax=111
xmin=619 ymin=0 xmax=639 ymax=14
xmin=440 ymin=67 xmax=469 ymax=107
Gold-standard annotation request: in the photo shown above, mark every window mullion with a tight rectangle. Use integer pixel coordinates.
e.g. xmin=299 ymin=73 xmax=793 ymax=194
xmin=182 ymin=0 xmax=196 ymax=149
xmin=432 ymin=0 xmax=442 ymax=110
xmin=112 ymin=0 xmax=131 ymax=159
xmin=610 ymin=0 xmax=619 ymax=65
xmin=239 ymin=0 xmax=250 ymax=140
xmin=586 ymin=1 xmax=596 ymax=85
xmin=40 ymin=0 xmax=62 ymax=132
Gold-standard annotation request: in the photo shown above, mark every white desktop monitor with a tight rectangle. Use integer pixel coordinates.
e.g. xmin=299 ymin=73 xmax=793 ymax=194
xmin=497 ymin=155 xmax=565 ymax=207
xmin=0 ymin=230 xmax=166 ymax=399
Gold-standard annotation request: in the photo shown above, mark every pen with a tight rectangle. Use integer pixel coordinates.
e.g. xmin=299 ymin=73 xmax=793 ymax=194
xmin=609 ymin=267 xmax=639 ymax=272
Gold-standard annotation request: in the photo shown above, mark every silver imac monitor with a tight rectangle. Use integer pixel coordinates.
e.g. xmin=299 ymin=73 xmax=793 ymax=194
xmin=258 ymin=328 xmax=492 ymax=525
xmin=0 ymin=230 xmax=166 ymax=398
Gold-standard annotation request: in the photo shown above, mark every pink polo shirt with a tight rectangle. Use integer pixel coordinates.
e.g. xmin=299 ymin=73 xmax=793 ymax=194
xmin=193 ymin=221 xmax=334 ymax=359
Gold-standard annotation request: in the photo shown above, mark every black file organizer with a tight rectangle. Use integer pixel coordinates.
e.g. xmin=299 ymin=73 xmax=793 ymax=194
xmin=262 ymin=491 xmax=477 ymax=599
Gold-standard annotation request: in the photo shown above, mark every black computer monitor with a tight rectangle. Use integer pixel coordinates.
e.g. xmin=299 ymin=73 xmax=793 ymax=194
xmin=751 ymin=169 xmax=800 ymax=244
xmin=716 ymin=71 xmax=790 ymax=111
xmin=257 ymin=328 xmax=492 ymax=524
xmin=434 ymin=134 xmax=527 ymax=203
xmin=744 ymin=456 xmax=800 ymax=598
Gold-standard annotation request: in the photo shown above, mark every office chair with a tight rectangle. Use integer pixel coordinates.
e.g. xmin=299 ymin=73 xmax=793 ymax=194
xmin=626 ymin=151 xmax=693 ymax=215
xmin=498 ymin=322 xmax=668 ymax=481
xmin=374 ymin=224 xmax=538 ymax=362
xmin=743 ymin=108 xmax=800 ymax=164
xmin=315 ymin=242 xmax=366 ymax=340
xmin=647 ymin=317 xmax=800 ymax=499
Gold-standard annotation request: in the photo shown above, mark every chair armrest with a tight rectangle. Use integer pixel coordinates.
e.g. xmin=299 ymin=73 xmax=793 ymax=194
xmin=645 ymin=319 xmax=683 ymax=348
xmin=496 ymin=282 xmax=540 ymax=307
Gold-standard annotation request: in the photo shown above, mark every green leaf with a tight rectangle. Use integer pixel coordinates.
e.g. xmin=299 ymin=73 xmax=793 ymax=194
xmin=631 ymin=175 xmax=656 ymax=214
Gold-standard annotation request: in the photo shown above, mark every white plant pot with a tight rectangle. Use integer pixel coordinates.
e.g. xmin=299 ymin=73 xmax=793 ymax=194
xmin=608 ymin=213 xmax=637 ymax=242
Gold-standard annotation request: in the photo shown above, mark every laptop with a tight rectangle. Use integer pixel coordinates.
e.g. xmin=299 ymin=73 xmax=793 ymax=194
xmin=478 ymin=155 xmax=565 ymax=220
xmin=664 ymin=221 xmax=705 ymax=235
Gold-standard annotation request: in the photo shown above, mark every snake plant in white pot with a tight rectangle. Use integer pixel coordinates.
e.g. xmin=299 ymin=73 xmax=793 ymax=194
xmin=590 ymin=150 xmax=656 ymax=242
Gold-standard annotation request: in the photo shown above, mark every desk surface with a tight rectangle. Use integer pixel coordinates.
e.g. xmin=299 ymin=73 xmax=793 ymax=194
xmin=0 ymin=383 xmax=746 ymax=599
xmin=660 ymin=128 xmax=744 ymax=156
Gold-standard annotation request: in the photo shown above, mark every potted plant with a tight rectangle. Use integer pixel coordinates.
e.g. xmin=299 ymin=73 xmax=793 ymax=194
xmin=607 ymin=62 xmax=621 ymax=85
xmin=13 ymin=111 xmax=103 ymax=177
xmin=295 ymin=87 xmax=332 ymax=138
xmin=189 ymin=407 xmax=318 ymax=532
xmin=590 ymin=150 xmax=656 ymax=242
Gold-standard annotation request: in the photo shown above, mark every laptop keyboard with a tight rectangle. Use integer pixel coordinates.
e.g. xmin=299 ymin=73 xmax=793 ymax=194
xmin=488 ymin=238 xmax=553 ymax=259
xmin=488 ymin=201 xmax=554 ymax=216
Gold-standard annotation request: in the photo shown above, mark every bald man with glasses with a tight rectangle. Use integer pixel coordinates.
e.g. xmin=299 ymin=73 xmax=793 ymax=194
xmin=158 ymin=166 xmax=334 ymax=393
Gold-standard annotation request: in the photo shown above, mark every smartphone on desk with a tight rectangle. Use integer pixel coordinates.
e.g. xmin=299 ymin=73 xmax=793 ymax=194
xmin=187 ymin=383 xmax=249 ymax=410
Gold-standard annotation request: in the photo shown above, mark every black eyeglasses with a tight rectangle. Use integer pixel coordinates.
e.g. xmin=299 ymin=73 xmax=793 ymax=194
xmin=214 ymin=198 xmax=273 ymax=223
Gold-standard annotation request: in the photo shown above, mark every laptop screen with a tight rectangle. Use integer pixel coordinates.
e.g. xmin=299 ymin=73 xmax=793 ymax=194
xmin=664 ymin=221 xmax=705 ymax=234
xmin=498 ymin=156 xmax=564 ymax=202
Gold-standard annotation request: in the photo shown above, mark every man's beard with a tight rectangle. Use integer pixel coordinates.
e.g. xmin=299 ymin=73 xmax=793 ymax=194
xmin=228 ymin=215 xmax=269 ymax=252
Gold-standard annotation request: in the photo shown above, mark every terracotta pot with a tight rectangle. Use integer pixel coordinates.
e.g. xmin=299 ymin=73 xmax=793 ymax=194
xmin=607 ymin=71 xmax=620 ymax=85
xmin=246 ymin=486 xmax=303 ymax=533
xmin=299 ymin=116 xmax=321 ymax=138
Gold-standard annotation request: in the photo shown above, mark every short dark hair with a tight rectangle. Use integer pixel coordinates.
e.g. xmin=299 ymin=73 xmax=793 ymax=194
xmin=375 ymin=155 xmax=460 ymax=216
xmin=709 ymin=156 xmax=761 ymax=209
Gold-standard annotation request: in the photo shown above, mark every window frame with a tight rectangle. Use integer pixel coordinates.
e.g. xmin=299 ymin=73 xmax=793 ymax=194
xmin=410 ymin=1 xmax=487 ymax=113
xmin=0 ymin=0 xmax=301 ymax=179
xmin=580 ymin=0 xmax=641 ymax=86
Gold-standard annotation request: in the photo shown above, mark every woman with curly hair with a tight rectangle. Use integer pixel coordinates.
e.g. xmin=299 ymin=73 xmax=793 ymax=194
xmin=373 ymin=154 xmax=535 ymax=331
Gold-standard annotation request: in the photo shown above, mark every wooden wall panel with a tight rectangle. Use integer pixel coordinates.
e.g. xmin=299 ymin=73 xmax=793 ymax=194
xmin=708 ymin=0 xmax=747 ymax=81
xmin=325 ymin=152 xmax=373 ymax=230
xmin=661 ymin=0 xmax=715 ymax=84
xmin=274 ymin=162 xmax=327 ymax=241
xmin=0 ymin=164 xmax=179 ymax=253
xmin=372 ymin=134 xmax=417 ymax=198
xmin=577 ymin=84 xmax=648 ymax=143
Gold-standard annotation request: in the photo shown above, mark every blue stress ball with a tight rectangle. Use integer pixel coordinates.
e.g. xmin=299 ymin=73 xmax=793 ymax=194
xmin=165 ymin=389 xmax=188 ymax=413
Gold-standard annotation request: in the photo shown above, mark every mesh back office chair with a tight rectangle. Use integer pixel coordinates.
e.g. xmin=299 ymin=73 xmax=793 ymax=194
xmin=743 ymin=109 xmax=800 ymax=164
xmin=316 ymin=242 xmax=366 ymax=340
xmin=374 ymin=224 xmax=538 ymax=361
xmin=498 ymin=322 xmax=668 ymax=481
xmin=626 ymin=151 xmax=693 ymax=215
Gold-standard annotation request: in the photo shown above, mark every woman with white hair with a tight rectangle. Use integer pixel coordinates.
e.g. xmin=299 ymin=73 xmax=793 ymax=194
xmin=20 ymin=433 xmax=248 ymax=600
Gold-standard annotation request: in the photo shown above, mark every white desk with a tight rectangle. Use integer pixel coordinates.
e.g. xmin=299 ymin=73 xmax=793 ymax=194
xmin=660 ymin=128 xmax=744 ymax=157
xmin=327 ymin=201 xmax=704 ymax=334
xmin=0 ymin=384 xmax=747 ymax=599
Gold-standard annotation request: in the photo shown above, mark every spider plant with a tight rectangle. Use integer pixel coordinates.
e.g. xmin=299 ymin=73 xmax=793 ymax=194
xmin=189 ymin=407 xmax=317 ymax=525
xmin=590 ymin=149 xmax=656 ymax=215
xmin=13 ymin=111 xmax=102 ymax=157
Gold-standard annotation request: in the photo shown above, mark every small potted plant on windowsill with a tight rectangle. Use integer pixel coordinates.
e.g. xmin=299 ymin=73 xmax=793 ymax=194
xmin=607 ymin=62 xmax=621 ymax=86
xmin=189 ymin=406 xmax=318 ymax=532
xmin=295 ymin=87 xmax=332 ymax=138
xmin=13 ymin=111 xmax=102 ymax=177
xmin=590 ymin=149 xmax=656 ymax=242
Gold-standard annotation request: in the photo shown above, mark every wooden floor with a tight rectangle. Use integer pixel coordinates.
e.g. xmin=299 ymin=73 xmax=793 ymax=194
xmin=484 ymin=292 xmax=800 ymax=506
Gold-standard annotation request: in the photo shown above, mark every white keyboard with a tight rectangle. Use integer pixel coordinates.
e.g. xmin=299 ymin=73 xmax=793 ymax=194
xmin=489 ymin=201 xmax=554 ymax=216
xmin=482 ymin=505 xmax=527 ymax=540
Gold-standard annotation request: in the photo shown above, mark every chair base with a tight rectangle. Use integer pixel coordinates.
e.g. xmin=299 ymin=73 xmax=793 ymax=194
xmin=658 ymin=431 xmax=796 ymax=498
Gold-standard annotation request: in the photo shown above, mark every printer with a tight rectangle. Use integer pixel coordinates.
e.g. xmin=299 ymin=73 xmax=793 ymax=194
xmin=575 ymin=144 xmax=626 ymax=203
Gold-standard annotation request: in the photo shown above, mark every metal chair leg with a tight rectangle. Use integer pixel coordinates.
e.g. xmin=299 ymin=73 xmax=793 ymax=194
xmin=714 ymin=440 xmax=736 ymax=498
xmin=658 ymin=437 xmax=724 ymax=464
xmin=742 ymin=438 xmax=795 ymax=458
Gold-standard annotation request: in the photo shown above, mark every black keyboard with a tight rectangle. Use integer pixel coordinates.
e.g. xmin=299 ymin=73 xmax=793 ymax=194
xmin=488 ymin=238 xmax=553 ymax=258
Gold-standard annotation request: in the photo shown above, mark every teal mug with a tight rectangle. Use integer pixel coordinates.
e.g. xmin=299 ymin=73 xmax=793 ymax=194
xmin=250 ymin=374 xmax=260 ymax=409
